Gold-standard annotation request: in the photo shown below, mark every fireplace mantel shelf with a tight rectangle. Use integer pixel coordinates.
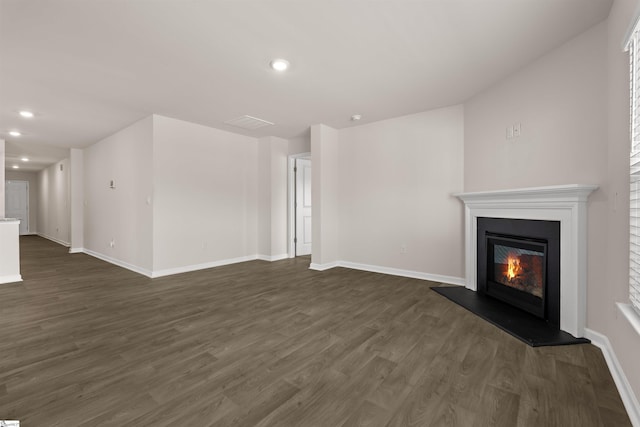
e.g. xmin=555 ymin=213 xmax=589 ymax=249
xmin=454 ymin=184 xmax=598 ymax=338
xmin=453 ymin=184 xmax=598 ymax=204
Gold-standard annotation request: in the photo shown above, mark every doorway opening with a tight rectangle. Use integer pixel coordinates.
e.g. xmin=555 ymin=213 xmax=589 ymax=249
xmin=288 ymin=153 xmax=312 ymax=257
xmin=5 ymin=180 xmax=30 ymax=235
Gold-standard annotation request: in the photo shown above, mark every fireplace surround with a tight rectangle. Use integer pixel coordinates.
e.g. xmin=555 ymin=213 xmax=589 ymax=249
xmin=454 ymin=184 xmax=597 ymax=338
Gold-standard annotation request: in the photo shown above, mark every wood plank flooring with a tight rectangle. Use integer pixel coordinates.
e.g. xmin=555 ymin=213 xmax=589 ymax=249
xmin=0 ymin=236 xmax=631 ymax=426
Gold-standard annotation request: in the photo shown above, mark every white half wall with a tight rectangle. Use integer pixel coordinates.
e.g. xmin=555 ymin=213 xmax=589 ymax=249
xmin=83 ymin=116 xmax=154 ymax=271
xmin=37 ymin=159 xmax=70 ymax=246
xmin=152 ymin=115 xmax=258 ymax=272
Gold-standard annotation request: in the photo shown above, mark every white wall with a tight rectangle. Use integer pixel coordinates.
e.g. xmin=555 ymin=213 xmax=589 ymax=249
xmin=69 ymin=148 xmax=84 ymax=252
xmin=257 ymin=136 xmax=288 ymax=259
xmin=464 ymin=7 xmax=640 ymax=405
xmin=83 ymin=116 xmax=154 ymax=272
xmin=288 ymin=133 xmax=311 ymax=155
xmin=464 ymin=22 xmax=607 ymax=191
xmin=37 ymin=159 xmax=70 ymax=245
xmin=311 ymin=124 xmax=341 ymax=267
xmin=152 ymin=115 xmax=258 ymax=273
xmin=0 ymin=139 xmax=5 ymax=218
xmin=338 ymin=106 xmax=465 ymax=278
xmin=606 ymin=0 xmax=640 ymax=407
xmin=5 ymin=170 xmax=38 ymax=234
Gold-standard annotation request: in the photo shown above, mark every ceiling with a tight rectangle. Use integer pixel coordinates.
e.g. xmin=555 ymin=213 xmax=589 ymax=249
xmin=1 ymin=0 xmax=613 ymax=172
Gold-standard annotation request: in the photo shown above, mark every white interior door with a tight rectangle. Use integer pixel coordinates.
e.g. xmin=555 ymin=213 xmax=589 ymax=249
xmin=295 ymin=158 xmax=312 ymax=256
xmin=5 ymin=180 xmax=29 ymax=235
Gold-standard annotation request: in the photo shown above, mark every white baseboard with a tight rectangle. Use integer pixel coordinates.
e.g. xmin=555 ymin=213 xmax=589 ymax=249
xmin=309 ymin=260 xmax=465 ymax=286
xmin=585 ymin=328 xmax=640 ymax=427
xmin=338 ymin=261 xmax=465 ymax=286
xmin=257 ymin=253 xmax=289 ymax=262
xmin=37 ymin=233 xmax=70 ymax=247
xmin=151 ymin=255 xmax=259 ymax=278
xmin=0 ymin=274 xmax=22 ymax=284
xmin=82 ymin=248 xmax=153 ymax=278
xmin=73 ymin=250 xmax=297 ymax=279
xmin=309 ymin=261 xmax=340 ymax=271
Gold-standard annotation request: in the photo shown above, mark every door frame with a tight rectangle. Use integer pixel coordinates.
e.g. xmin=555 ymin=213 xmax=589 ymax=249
xmin=287 ymin=152 xmax=311 ymax=258
xmin=5 ymin=179 xmax=29 ymax=235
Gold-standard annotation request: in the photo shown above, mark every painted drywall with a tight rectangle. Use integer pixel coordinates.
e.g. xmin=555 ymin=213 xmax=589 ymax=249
xmin=288 ymin=133 xmax=311 ymax=155
xmin=152 ymin=115 xmax=258 ymax=272
xmin=70 ymin=148 xmax=84 ymax=251
xmin=5 ymin=170 xmax=38 ymax=234
xmin=606 ymin=0 xmax=640 ymax=407
xmin=465 ymin=22 xmax=607 ymax=191
xmin=311 ymin=124 xmax=341 ymax=267
xmin=0 ymin=139 xmax=5 ymax=218
xmin=83 ymin=116 xmax=154 ymax=272
xmin=258 ymin=138 xmax=271 ymax=256
xmin=258 ymin=136 xmax=288 ymax=259
xmin=337 ymin=106 xmax=465 ymax=278
xmin=465 ymin=6 xmax=640 ymax=404
xmin=37 ymin=159 xmax=70 ymax=245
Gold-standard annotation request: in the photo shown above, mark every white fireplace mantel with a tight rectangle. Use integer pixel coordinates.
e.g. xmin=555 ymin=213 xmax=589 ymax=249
xmin=454 ymin=184 xmax=598 ymax=337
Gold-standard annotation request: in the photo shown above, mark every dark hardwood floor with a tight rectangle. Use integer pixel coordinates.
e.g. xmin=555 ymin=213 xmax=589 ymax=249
xmin=0 ymin=236 xmax=631 ymax=426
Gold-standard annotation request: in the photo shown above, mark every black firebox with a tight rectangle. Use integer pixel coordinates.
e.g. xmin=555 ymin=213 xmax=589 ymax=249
xmin=477 ymin=217 xmax=561 ymax=328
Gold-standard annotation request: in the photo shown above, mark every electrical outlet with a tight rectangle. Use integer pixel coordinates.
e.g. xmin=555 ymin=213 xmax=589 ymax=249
xmin=400 ymin=244 xmax=407 ymax=254
xmin=110 ymin=239 xmax=115 ymax=248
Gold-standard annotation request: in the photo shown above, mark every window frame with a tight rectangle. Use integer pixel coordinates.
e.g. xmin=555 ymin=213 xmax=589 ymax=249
xmin=627 ymin=20 xmax=640 ymax=316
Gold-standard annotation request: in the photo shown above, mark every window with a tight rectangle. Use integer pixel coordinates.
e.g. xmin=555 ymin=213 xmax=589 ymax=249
xmin=628 ymin=19 xmax=640 ymax=315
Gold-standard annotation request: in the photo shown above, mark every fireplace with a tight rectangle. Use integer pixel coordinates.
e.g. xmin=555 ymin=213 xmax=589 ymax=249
xmin=477 ymin=217 xmax=560 ymax=327
xmin=454 ymin=185 xmax=597 ymax=339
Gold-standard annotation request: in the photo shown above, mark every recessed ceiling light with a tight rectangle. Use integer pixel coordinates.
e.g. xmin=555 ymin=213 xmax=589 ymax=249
xmin=21 ymin=157 xmax=29 ymax=162
xmin=270 ymin=59 xmax=290 ymax=71
xmin=19 ymin=110 xmax=34 ymax=118
xmin=12 ymin=165 xmax=19 ymax=169
xmin=9 ymin=131 xmax=21 ymax=137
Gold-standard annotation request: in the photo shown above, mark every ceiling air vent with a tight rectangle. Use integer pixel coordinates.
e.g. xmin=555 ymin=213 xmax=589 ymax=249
xmin=224 ymin=115 xmax=274 ymax=130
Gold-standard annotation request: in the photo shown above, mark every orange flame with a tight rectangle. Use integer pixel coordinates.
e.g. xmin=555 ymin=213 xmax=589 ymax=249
xmin=506 ymin=256 xmax=521 ymax=280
